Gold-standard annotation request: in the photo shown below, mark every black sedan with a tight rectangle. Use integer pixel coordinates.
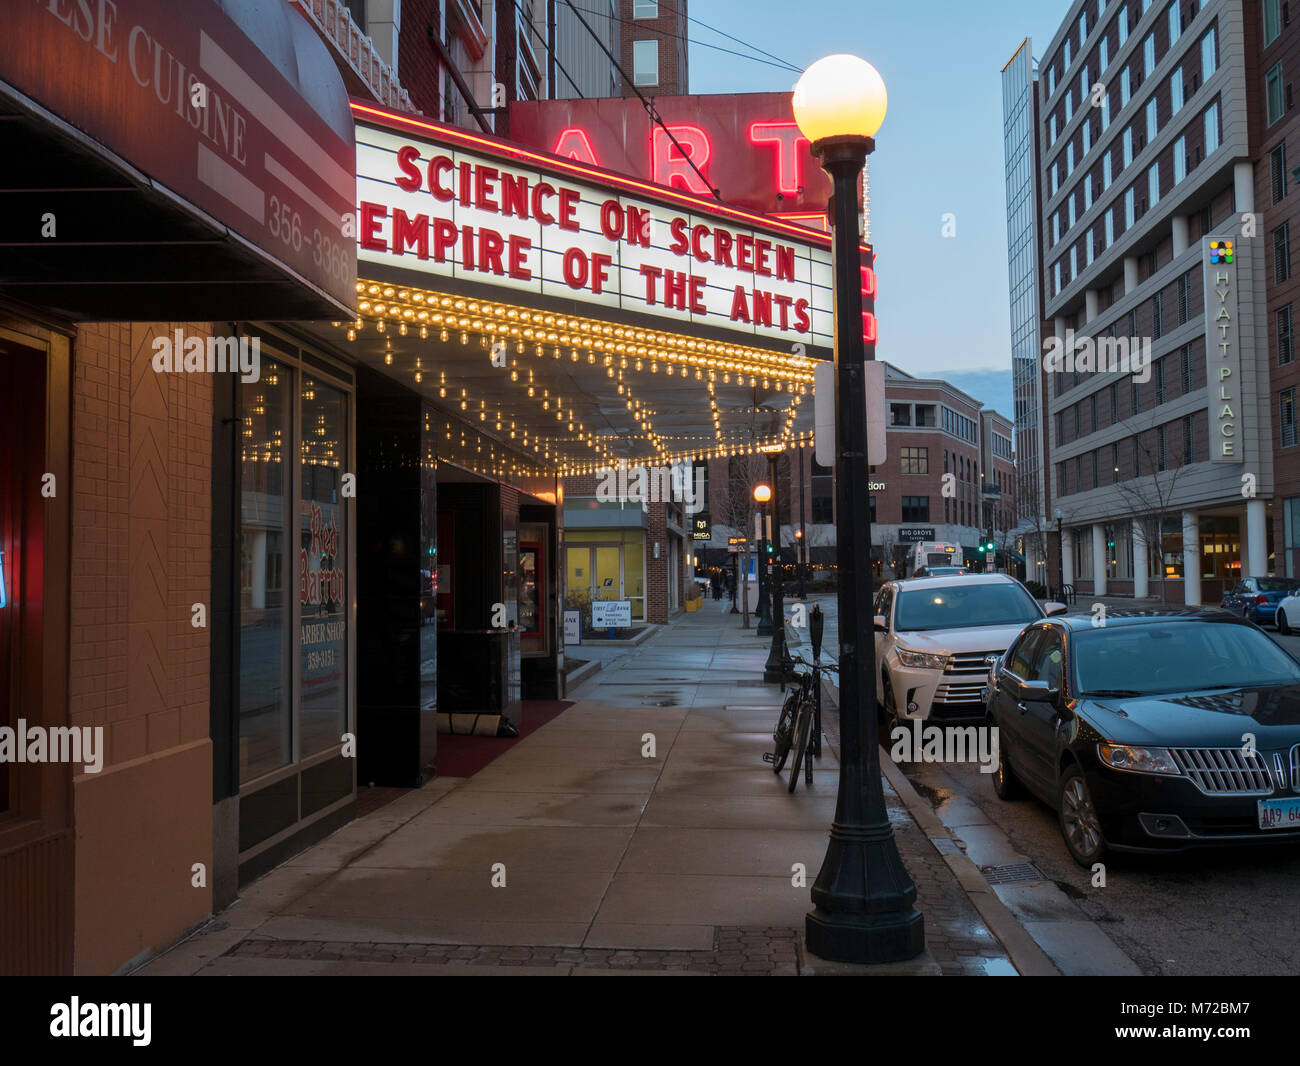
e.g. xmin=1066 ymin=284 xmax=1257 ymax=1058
xmin=984 ymin=608 xmax=1300 ymax=866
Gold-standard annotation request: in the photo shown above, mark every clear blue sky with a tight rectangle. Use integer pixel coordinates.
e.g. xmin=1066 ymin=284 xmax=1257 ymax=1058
xmin=687 ymin=0 xmax=1065 ymax=414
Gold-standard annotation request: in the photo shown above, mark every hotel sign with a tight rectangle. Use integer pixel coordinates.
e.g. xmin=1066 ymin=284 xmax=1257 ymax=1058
xmin=1203 ymin=237 xmax=1241 ymax=462
xmin=354 ymin=113 xmax=835 ymax=348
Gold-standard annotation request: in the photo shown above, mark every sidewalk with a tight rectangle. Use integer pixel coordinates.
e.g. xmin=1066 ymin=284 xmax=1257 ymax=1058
xmin=141 ymin=601 xmax=1035 ymax=976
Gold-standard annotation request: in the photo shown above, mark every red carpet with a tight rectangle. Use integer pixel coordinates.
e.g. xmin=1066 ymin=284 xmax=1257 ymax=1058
xmin=434 ymin=699 xmax=574 ymax=779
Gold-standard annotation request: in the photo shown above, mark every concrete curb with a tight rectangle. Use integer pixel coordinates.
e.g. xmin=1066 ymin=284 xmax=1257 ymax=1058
xmin=820 ymin=681 xmax=1061 ymax=977
xmin=563 ymin=657 xmax=602 ymax=695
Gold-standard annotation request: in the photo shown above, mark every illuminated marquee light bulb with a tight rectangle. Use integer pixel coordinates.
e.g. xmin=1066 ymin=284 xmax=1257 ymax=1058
xmin=460 ymin=332 xmax=468 ymax=345
xmin=376 ymin=320 xmax=385 ymax=333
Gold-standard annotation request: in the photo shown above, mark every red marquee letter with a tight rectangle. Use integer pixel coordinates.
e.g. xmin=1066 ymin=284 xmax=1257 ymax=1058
xmin=748 ymin=121 xmax=809 ymax=196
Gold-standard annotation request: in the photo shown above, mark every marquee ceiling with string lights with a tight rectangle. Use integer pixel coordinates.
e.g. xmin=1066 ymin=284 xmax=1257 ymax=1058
xmin=307 ymin=277 xmax=820 ymax=478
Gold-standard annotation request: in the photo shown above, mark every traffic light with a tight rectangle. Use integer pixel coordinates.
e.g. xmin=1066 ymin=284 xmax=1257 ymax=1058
xmin=980 ymin=533 xmax=995 ymax=553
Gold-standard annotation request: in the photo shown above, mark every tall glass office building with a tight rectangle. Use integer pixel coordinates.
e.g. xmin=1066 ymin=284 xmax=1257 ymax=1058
xmin=1002 ymin=39 xmax=1049 ymax=576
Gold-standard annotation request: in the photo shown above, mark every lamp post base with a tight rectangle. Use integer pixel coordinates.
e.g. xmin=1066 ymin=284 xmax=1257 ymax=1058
xmin=805 ymin=906 xmax=925 ymax=965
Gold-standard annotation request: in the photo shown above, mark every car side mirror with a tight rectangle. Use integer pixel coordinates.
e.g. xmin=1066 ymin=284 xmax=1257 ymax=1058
xmin=1015 ymin=678 xmax=1059 ymax=702
xmin=810 ymin=604 xmax=824 ymax=659
xmin=1045 ymin=601 xmax=1069 ymax=616
xmin=874 ymin=614 xmax=888 ymax=632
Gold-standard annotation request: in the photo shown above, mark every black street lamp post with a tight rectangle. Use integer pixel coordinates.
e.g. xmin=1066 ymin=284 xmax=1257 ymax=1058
xmin=796 ymin=55 xmax=925 ymax=964
xmin=797 ymin=444 xmax=807 ymax=600
xmin=755 ymin=482 xmax=773 ymax=634
xmin=763 ymin=451 xmax=790 ymax=683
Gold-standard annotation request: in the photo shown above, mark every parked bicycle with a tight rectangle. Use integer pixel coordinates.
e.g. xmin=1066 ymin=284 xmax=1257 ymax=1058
xmin=764 ymin=605 xmax=836 ymax=793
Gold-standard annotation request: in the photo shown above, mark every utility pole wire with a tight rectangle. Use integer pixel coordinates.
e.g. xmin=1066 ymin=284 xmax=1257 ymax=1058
xmin=560 ymin=0 xmax=721 ymax=201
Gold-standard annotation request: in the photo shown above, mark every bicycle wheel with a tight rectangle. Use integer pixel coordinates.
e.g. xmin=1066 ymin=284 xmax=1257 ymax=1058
xmin=788 ymin=699 xmax=813 ymax=793
xmin=770 ymin=690 xmax=798 ymax=773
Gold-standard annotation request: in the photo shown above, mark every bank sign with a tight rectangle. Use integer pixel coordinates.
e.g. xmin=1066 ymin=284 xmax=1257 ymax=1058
xmin=1203 ymin=237 xmax=1241 ymax=463
xmin=353 ymin=109 xmax=834 ymax=349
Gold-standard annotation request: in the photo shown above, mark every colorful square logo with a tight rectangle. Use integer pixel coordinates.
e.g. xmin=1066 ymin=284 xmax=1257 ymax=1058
xmin=1210 ymin=239 xmax=1234 ymax=264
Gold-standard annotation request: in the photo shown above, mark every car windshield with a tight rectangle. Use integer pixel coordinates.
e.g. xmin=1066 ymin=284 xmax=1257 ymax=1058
xmin=1073 ymin=621 xmax=1300 ymax=696
xmin=1256 ymin=578 xmax=1300 ymax=592
xmin=894 ymin=583 xmax=1041 ymax=631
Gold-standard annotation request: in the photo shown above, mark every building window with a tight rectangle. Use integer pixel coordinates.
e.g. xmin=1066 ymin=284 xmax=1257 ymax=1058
xmin=1201 ymin=30 xmax=1217 ymax=79
xmin=1267 ymin=63 xmax=1286 ymax=127
xmin=1275 ymin=221 xmax=1292 ymax=283
xmin=633 ymin=0 xmax=659 ymax=16
xmin=1123 ymin=126 xmax=1134 ymax=168
xmin=1205 ymin=101 xmax=1220 ymax=154
xmin=900 ymin=446 xmax=929 ymax=474
xmin=1101 ymin=36 xmax=1110 ymax=71
xmin=1273 ymin=142 xmax=1289 ymax=204
xmin=1280 ymin=305 xmax=1295 ymax=366
xmin=1177 ymin=273 xmax=1189 ymax=323
xmin=1181 ymin=343 xmax=1193 ymax=391
xmin=1183 ymin=414 xmax=1194 ymax=464
xmin=901 ymin=496 xmax=931 ymax=523
xmin=1105 ymin=207 xmax=1115 ymax=245
xmin=1171 ymin=67 xmax=1184 ymax=113
xmin=632 ymin=39 xmax=658 ymax=86
xmin=1144 ymin=34 xmax=1156 ymax=78
xmin=1112 ymin=442 xmax=1120 ymax=483
xmin=916 ymin=404 xmax=937 ymax=427
xmin=1174 ymin=135 xmax=1187 ymax=183
xmin=1121 ymin=67 xmax=1131 ymax=107
xmin=1104 ymin=150 xmax=1113 ymax=188
xmin=1282 ymin=388 xmax=1298 ymax=448
xmin=1147 ymin=97 xmax=1159 ymax=140
xmin=1110 ymin=381 xmax=1120 ymax=424
xmin=1169 ymin=2 xmax=1182 ymax=44
xmin=1067 ymin=141 xmax=1075 ymax=173
xmin=1119 ymin=6 xmax=1129 ymax=45
xmin=1125 ymin=186 xmax=1136 ymax=228
xmin=1155 ymin=357 xmax=1166 ymax=404
xmin=1132 ymin=377 xmax=1141 ymax=416
xmin=889 ymin=402 xmax=912 ymax=426
xmin=1148 ymin=162 xmax=1161 ymax=207
xmin=1265 ymin=0 xmax=1283 ymax=46
xmin=1158 ymin=424 xmax=1168 ymax=470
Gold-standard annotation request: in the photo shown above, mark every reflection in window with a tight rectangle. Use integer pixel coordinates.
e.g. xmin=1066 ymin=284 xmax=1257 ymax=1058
xmin=240 ymin=359 xmax=292 ymax=783
xmin=300 ymin=376 xmax=348 ymax=758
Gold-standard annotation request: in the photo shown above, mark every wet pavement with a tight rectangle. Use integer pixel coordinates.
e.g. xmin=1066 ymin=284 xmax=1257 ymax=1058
xmin=141 ymin=597 xmax=1018 ymax=976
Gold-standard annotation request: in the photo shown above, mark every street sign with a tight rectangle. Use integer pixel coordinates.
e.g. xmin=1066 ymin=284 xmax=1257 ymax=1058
xmin=814 ymin=358 xmax=886 ymax=467
xmin=591 ymin=600 xmax=632 ymax=628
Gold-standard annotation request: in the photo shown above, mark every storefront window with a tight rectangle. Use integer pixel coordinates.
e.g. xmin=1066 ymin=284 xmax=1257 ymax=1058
xmin=240 ymin=360 xmax=292 ymax=782
xmin=299 ymin=375 xmax=348 ymax=757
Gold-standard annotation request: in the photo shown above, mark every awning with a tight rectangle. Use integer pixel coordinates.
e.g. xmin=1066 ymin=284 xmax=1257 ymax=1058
xmin=0 ymin=1 xmax=356 ymax=320
xmin=306 ymin=102 xmax=845 ymax=477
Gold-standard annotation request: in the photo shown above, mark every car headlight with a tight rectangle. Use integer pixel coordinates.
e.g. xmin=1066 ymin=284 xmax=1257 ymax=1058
xmin=1098 ymin=743 xmax=1181 ymax=776
xmin=896 ymin=647 xmax=950 ymax=670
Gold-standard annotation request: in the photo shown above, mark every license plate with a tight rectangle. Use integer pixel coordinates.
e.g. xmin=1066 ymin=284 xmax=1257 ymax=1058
xmin=1257 ymin=797 xmax=1300 ymax=830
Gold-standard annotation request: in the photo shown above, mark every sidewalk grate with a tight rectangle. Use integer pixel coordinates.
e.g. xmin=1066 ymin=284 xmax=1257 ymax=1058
xmin=980 ymin=862 xmax=1047 ymax=885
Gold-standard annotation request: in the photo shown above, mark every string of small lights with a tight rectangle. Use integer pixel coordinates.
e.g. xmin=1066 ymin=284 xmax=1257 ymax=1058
xmin=334 ymin=279 xmax=817 ymax=475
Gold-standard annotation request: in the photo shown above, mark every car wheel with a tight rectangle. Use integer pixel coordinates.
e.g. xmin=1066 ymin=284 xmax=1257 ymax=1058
xmin=991 ymin=730 xmax=1026 ymax=800
xmin=880 ymin=674 xmax=902 ymax=739
xmin=1058 ymin=764 xmax=1107 ymax=867
xmin=1279 ymin=610 xmax=1292 ymax=636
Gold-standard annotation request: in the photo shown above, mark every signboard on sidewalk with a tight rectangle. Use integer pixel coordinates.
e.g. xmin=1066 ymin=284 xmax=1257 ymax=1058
xmin=591 ymin=600 xmax=632 ymax=628
xmin=563 ymin=609 xmax=582 ymax=645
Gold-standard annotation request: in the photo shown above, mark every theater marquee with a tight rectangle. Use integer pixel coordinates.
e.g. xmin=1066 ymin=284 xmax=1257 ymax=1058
xmin=353 ymin=110 xmax=835 ymax=350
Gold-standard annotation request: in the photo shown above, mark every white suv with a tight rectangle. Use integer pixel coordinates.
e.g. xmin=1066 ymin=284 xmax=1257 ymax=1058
xmin=873 ymin=574 xmax=1066 ymax=726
